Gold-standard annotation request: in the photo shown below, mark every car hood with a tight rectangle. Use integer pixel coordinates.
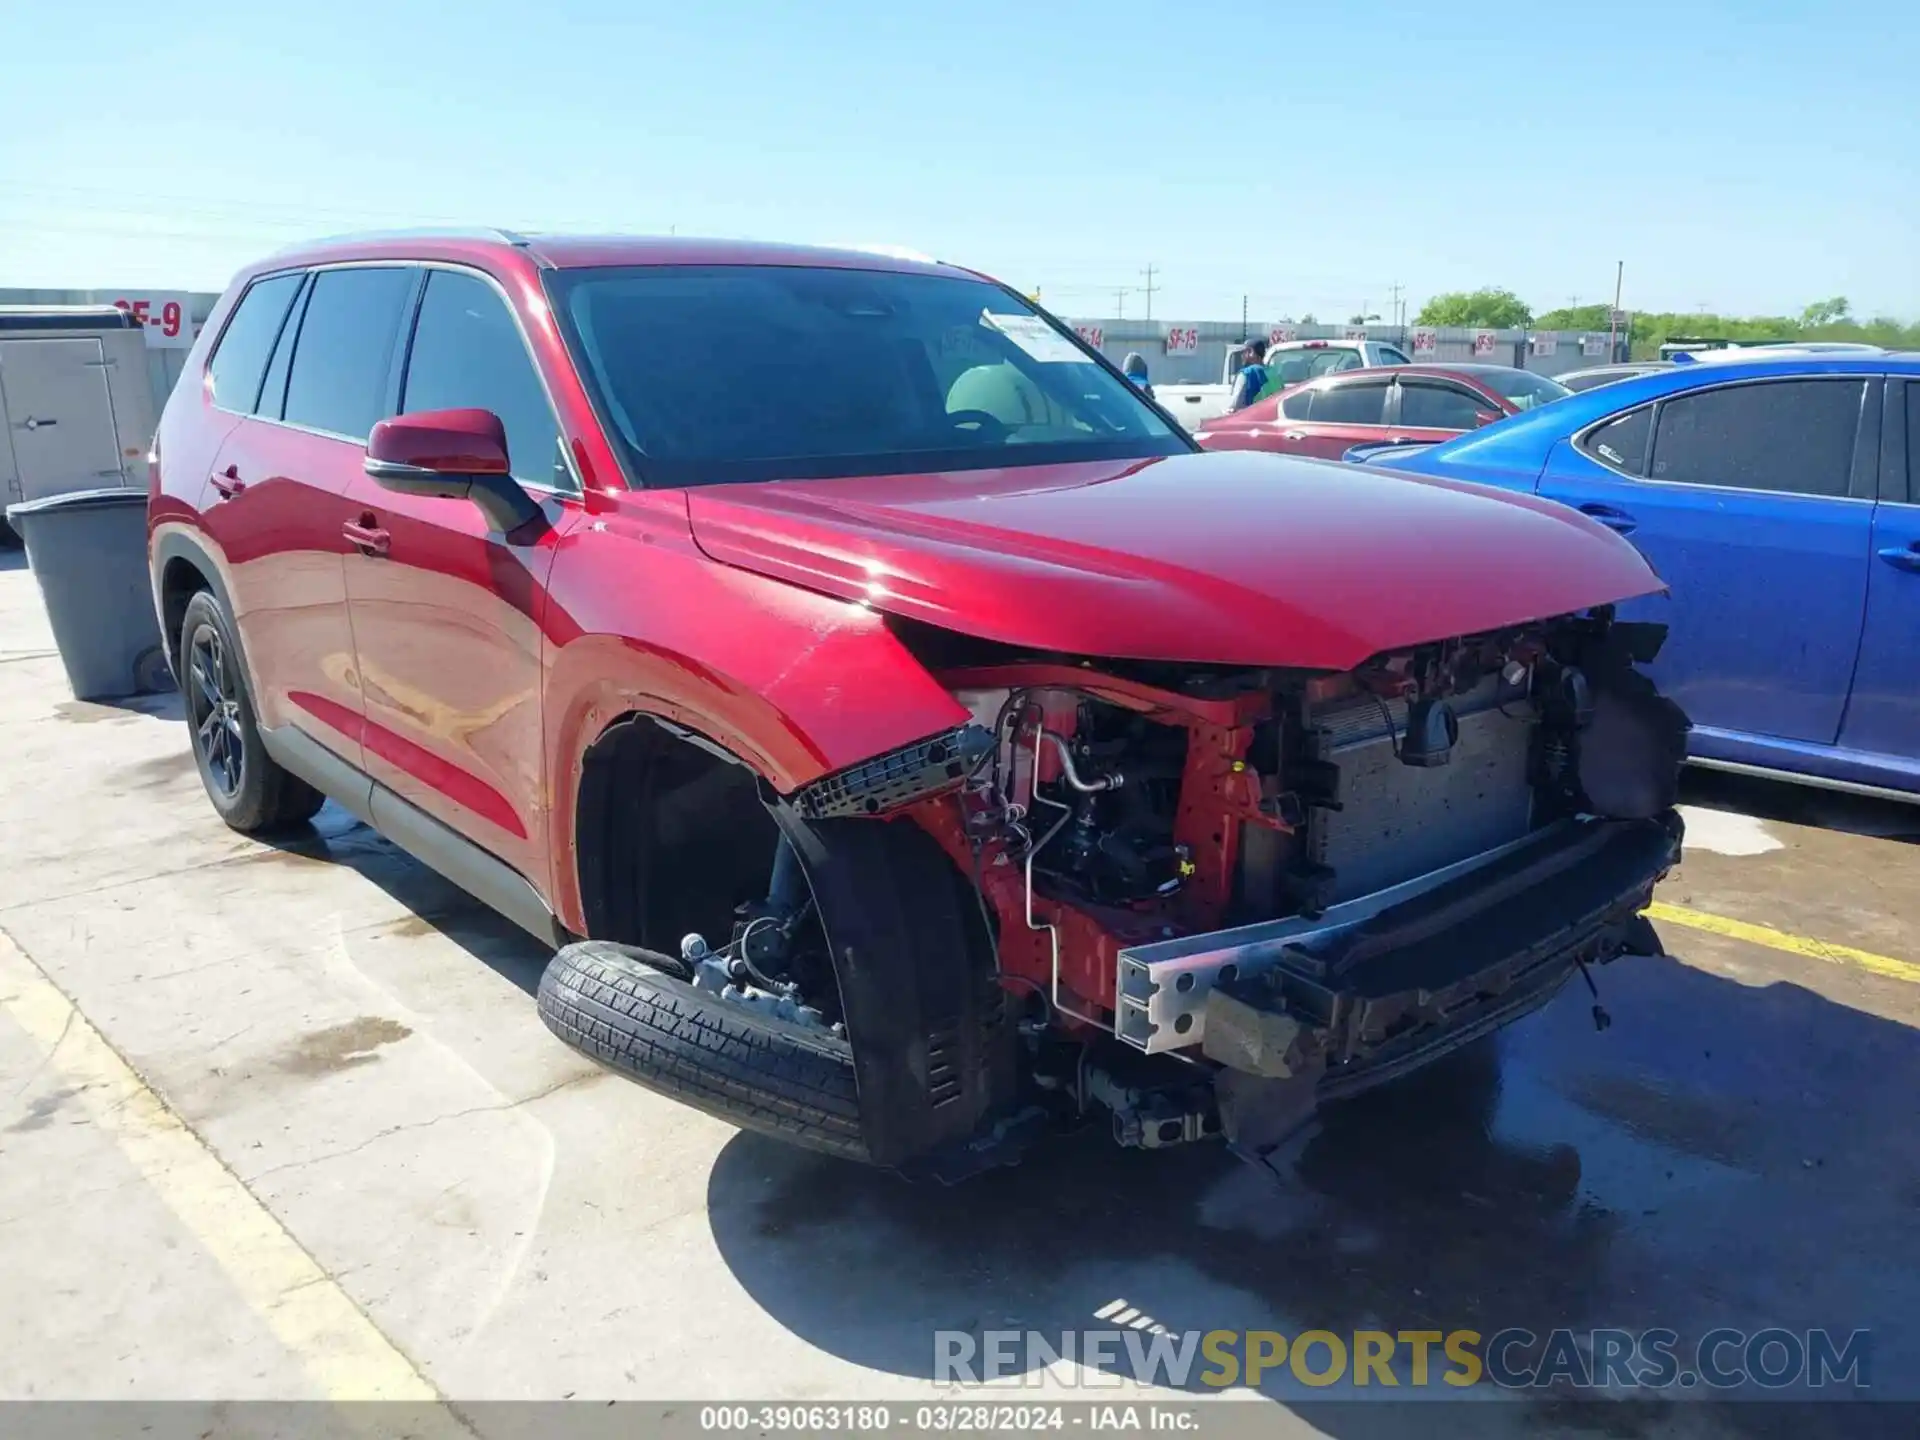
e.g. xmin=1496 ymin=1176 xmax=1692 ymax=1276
xmin=684 ymin=451 xmax=1662 ymax=671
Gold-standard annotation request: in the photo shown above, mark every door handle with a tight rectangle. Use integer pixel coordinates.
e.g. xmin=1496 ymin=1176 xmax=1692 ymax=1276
xmin=342 ymin=516 xmax=391 ymax=555
xmin=209 ymin=465 xmax=245 ymax=500
xmin=1879 ymin=545 xmax=1920 ymax=574
xmin=1577 ymin=502 xmax=1637 ymax=535
xmin=1282 ymin=430 xmax=1306 ymax=441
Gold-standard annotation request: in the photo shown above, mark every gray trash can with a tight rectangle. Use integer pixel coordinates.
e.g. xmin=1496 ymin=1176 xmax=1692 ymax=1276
xmin=5 ymin=488 xmax=172 ymax=702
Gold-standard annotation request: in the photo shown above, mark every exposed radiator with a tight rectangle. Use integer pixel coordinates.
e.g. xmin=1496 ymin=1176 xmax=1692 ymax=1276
xmin=1308 ymin=676 xmax=1537 ymax=903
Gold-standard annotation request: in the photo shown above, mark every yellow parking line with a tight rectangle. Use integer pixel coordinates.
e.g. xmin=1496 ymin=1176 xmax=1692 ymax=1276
xmin=0 ymin=928 xmax=454 ymax=1408
xmin=1646 ymin=901 xmax=1920 ymax=986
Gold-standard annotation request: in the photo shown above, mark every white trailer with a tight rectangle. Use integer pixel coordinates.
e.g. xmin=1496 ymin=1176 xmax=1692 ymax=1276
xmin=0 ymin=307 xmax=157 ymax=540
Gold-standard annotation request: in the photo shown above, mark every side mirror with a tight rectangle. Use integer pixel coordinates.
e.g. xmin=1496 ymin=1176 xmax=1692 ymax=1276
xmin=364 ymin=408 xmax=541 ymax=534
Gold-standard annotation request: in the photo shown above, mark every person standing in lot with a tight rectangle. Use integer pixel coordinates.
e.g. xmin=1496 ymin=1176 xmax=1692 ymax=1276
xmin=1121 ymin=351 xmax=1155 ymax=399
xmin=1226 ymin=337 xmax=1270 ymax=412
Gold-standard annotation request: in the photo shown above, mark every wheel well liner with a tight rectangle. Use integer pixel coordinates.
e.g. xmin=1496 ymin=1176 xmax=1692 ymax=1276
xmin=571 ymin=710 xmax=1018 ymax=1166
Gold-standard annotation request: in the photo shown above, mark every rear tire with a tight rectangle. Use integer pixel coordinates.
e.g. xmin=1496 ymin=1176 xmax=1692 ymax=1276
xmin=538 ymin=940 xmax=870 ymax=1162
xmin=179 ymin=590 xmax=324 ymax=835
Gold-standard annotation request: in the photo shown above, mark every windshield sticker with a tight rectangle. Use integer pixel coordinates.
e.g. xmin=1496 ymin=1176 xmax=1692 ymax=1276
xmin=981 ymin=311 xmax=1086 ymax=363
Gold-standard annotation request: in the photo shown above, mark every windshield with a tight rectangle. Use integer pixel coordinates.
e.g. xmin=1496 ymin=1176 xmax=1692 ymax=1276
xmin=1482 ymin=368 xmax=1573 ymax=410
xmin=547 ymin=264 xmax=1187 ymax=486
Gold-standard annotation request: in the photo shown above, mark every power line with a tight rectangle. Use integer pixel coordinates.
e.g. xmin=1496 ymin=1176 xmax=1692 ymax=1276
xmin=1140 ymin=264 xmax=1158 ymax=322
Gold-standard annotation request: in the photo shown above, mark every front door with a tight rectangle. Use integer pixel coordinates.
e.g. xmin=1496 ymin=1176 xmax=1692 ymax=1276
xmin=1537 ymin=376 xmax=1874 ymax=745
xmin=0 ymin=338 xmax=126 ymax=503
xmin=1391 ymin=376 xmax=1502 ymax=446
xmin=341 ymin=266 xmax=572 ymax=885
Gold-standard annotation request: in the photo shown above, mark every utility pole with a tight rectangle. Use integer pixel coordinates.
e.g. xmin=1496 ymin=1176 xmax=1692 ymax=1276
xmin=1388 ymin=282 xmax=1404 ymax=329
xmin=1241 ymin=294 xmax=1249 ymax=339
xmin=1114 ymin=286 xmax=1126 ymax=319
xmin=1607 ymin=261 xmax=1624 ymax=360
xmin=1140 ymin=264 xmax=1158 ymax=322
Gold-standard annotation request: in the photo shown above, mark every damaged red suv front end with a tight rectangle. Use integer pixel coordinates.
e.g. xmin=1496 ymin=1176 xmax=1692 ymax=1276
xmin=157 ymin=235 xmax=1685 ymax=1177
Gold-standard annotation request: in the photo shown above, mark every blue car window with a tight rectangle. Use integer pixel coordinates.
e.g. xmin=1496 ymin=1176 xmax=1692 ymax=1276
xmin=1649 ymin=380 xmax=1861 ymax=498
xmin=1578 ymin=405 xmax=1652 ymax=475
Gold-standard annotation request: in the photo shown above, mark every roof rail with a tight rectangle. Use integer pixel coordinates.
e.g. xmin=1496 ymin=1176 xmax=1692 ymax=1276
xmin=269 ymin=226 xmax=539 ymax=254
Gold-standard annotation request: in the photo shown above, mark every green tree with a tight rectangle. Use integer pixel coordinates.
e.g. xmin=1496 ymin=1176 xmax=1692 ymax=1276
xmin=1800 ymin=297 xmax=1851 ymax=328
xmin=1533 ymin=303 xmax=1614 ymax=331
xmin=1415 ymin=288 xmax=1533 ymax=328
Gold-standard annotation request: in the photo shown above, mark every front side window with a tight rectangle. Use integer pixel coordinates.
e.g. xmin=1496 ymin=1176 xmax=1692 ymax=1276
xmin=403 ymin=271 xmax=568 ymax=491
xmin=1307 ymin=380 xmax=1391 ymax=425
xmin=282 ymin=267 xmax=415 ymax=441
xmin=207 ymin=273 xmax=302 ymax=413
xmin=1376 ymin=347 xmax=1412 ymax=366
xmin=1481 ymin=368 xmax=1572 ymax=412
xmin=547 ymin=265 xmax=1185 ymax=487
xmin=1397 ymin=382 xmax=1489 ymax=430
xmin=1649 ymin=379 xmax=1863 ymax=497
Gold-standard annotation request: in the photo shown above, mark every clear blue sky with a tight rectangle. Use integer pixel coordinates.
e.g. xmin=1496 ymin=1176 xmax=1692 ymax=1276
xmin=1 ymin=0 xmax=1914 ymax=323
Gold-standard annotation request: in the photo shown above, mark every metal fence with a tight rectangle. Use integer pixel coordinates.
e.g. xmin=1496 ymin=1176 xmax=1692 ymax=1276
xmin=1059 ymin=318 xmax=1627 ymax=385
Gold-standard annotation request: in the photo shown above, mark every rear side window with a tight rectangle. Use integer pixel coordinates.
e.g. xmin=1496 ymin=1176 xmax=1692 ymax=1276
xmin=1578 ymin=405 xmax=1652 ymax=475
xmin=1308 ymin=380 xmax=1391 ymax=425
xmin=283 ymin=267 xmax=415 ymax=441
xmin=1397 ymin=382 xmax=1488 ymax=430
xmin=1907 ymin=384 xmax=1919 ymax=503
xmin=206 ymin=273 xmax=302 ymax=413
xmin=1281 ymin=389 xmax=1313 ymax=420
xmin=402 ymin=271 xmax=568 ymax=491
xmin=1376 ymin=347 xmax=1412 ymax=365
xmin=1649 ymin=380 xmax=1862 ymax=497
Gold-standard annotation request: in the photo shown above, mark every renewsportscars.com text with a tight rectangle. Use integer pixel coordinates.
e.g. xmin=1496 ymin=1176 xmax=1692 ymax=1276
xmin=935 ymin=1327 xmax=1871 ymax=1391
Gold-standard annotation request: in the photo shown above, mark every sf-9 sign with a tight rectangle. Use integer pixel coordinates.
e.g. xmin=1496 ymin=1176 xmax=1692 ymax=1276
xmin=110 ymin=293 xmax=195 ymax=349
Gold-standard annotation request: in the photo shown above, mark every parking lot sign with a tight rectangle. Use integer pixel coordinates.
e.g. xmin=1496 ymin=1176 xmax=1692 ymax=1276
xmin=1530 ymin=333 xmax=1557 ymax=357
xmin=1269 ymin=325 xmax=1295 ymax=345
xmin=1164 ymin=326 xmax=1199 ymax=355
xmin=1412 ymin=328 xmax=1438 ymax=356
xmin=1472 ymin=330 xmax=1496 ymax=356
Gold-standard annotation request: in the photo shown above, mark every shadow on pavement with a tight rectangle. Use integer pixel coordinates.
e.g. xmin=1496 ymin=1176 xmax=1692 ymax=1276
xmin=252 ymin=803 xmax=551 ymax=997
xmin=1681 ymin=768 xmax=1920 ymax=844
xmin=706 ymin=953 xmax=1920 ymax=1432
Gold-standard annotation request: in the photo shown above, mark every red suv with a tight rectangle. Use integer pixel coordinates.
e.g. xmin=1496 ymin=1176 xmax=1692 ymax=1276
xmin=149 ymin=232 xmax=1685 ymax=1176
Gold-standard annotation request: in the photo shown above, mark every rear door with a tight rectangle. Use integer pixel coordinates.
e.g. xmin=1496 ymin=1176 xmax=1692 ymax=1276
xmin=1840 ymin=378 xmax=1920 ymax=761
xmin=0 ymin=337 xmax=127 ymax=502
xmin=1392 ymin=377 xmax=1504 ymax=446
xmin=1277 ymin=375 xmax=1395 ymax=458
xmin=203 ymin=265 xmax=415 ymax=760
xmin=1537 ymin=376 xmax=1874 ymax=744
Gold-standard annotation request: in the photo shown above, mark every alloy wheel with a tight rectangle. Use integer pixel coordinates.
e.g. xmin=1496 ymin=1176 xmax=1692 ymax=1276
xmin=187 ymin=625 xmax=244 ymax=798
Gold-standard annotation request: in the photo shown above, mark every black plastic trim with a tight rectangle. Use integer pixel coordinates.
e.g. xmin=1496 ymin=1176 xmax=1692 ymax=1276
xmin=258 ymin=723 xmax=562 ymax=947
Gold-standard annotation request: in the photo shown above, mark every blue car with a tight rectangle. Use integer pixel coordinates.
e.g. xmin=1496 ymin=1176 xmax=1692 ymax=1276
xmin=1359 ymin=356 xmax=1920 ymax=801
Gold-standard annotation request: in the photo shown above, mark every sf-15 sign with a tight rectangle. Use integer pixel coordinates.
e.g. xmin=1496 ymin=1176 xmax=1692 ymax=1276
xmin=1163 ymin=326 xmax=1200 ymax=356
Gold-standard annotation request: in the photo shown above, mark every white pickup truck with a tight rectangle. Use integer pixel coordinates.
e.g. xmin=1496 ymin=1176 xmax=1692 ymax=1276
xmin=1154 ymin=338 xmax=1414 ymax=427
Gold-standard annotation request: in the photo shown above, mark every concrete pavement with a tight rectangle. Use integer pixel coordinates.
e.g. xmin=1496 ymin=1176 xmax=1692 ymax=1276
xmin=1 ymin=545 xmax=1915 ymax=1437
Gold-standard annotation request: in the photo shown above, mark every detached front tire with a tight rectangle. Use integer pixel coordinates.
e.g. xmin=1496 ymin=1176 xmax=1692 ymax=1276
xmin=538 ymin=940 xmax=870 ymax=1162
xmin=179 ymin=590 xmax=324 ymax=835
